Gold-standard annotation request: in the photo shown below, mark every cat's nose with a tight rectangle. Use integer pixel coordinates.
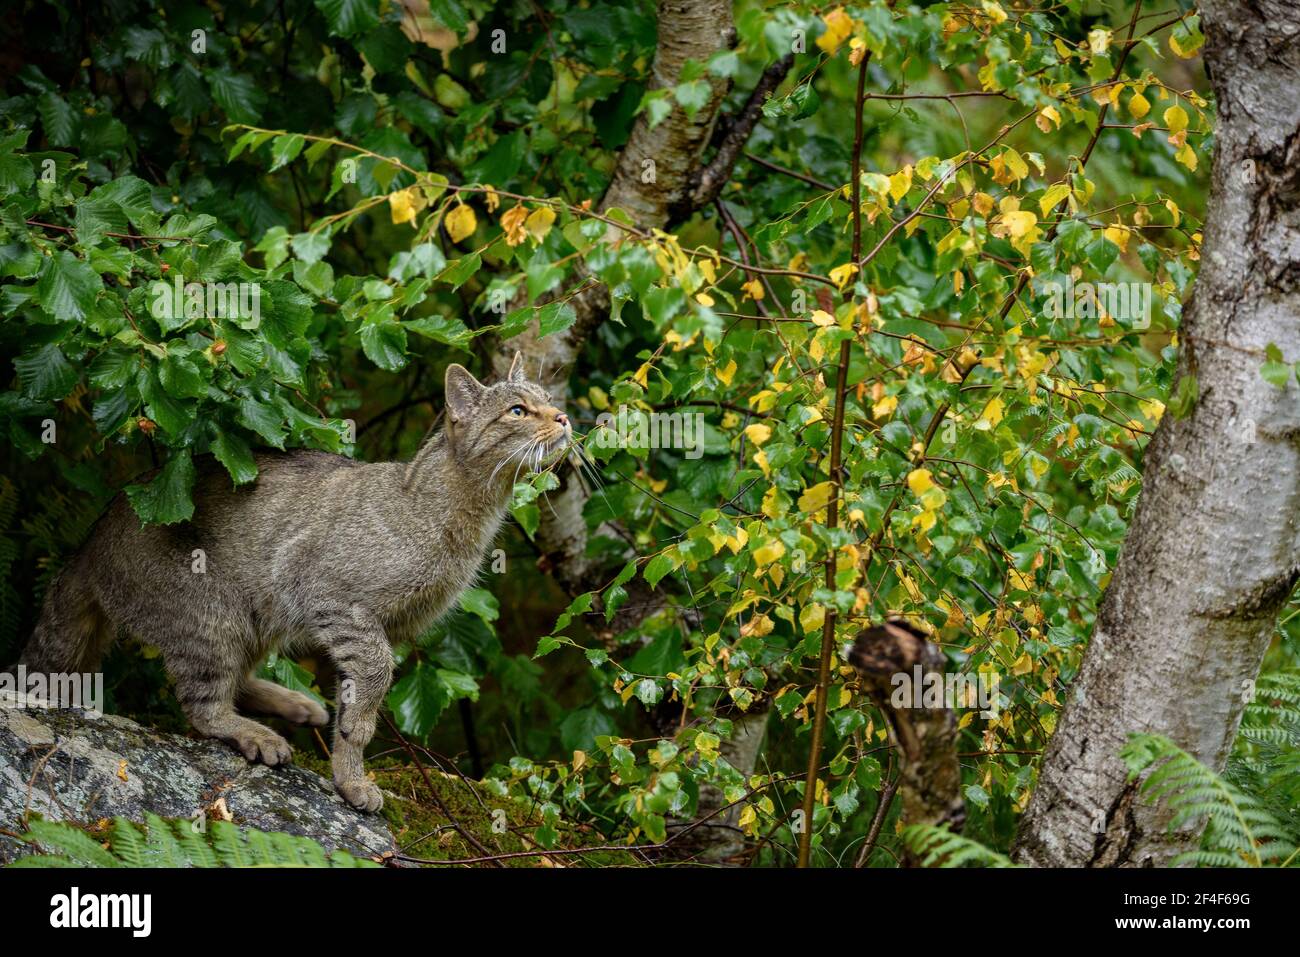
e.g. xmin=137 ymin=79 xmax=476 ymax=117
xmin=555 ymin=412 xmax=569 ymax=428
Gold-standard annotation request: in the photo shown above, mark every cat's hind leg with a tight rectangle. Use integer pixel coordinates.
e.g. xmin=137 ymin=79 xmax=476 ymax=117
xmin=237 ymin=676 xmax=329 ymax=727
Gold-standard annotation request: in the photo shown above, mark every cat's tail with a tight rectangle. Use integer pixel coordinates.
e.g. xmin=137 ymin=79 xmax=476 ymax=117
xmin=16 ymin=558 xmax=114 ymax=676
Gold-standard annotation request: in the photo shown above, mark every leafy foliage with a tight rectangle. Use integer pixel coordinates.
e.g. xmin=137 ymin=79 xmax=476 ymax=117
xmin=902 ymin=824 xmax=1017 ymax=868
xmin=9 ymin=814 xmax=377 ymax=868
xmin=3 ymin=0 xmax=1286 ymax=867
xmin=1123 ymin=732 xmax=1299 ymax=868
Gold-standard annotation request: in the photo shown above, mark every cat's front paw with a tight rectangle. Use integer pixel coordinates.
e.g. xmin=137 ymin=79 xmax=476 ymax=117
xmin=336 ymin=777 xmax=384 ymax=813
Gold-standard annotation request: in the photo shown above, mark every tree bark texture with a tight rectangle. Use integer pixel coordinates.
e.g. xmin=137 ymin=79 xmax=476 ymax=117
xmin=1015 ymin=0 xmax=1300 ymax=867
xmin=849 ymin=621 xmax=965 ymax=832
xmin=490 ymin=0 xmax=737 ymax=591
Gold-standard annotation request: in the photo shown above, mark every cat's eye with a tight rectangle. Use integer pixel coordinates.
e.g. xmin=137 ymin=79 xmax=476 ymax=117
xmin=509 ymin=405 xmax=526 ymax=417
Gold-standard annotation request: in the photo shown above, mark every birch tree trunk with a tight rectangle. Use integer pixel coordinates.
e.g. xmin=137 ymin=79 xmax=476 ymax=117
xmin=1014 ymin=0 xmax=1300 ymax=867
xmin=490 ymin=0 xmax=736 ymax=590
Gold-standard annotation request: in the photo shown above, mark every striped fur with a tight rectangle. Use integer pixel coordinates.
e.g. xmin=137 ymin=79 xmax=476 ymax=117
xmin=18 ymin=358 xmax=569 ymax=812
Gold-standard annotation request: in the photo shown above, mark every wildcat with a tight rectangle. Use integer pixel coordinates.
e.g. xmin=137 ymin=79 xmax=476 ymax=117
xmin=17 ymin=355 xmax=569 ymax=812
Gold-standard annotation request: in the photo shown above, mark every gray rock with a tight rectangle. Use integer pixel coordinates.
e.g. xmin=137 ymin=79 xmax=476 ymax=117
xmin=0 ymin=696 xmax=396 ymax=864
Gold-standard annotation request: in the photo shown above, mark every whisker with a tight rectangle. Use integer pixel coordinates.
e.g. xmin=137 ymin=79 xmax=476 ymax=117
xmin=489 ymin=437 xmax=537 ymax=487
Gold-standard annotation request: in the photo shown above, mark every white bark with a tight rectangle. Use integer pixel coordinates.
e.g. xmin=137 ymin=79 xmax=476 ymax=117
xmin=1015 ymin=1 xmax=1300 ymax=866
xmin=491 ymin=0 xmax=736 ymax=589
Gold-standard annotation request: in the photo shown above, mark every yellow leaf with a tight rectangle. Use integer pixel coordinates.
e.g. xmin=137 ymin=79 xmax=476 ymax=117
xmin=500 ymin=204 xmax=528 ymax=246
xmin=810 ymin=309 xmax=836 ymax=327
xmin=1002 ymin=210 xmax=1037 ymax=238
xmin=798 ymin=481 xmax=835 ymax=513
xmin=761 ymin=485 xmax=785 ymax=519
xmin=816 ymin=8 xmax=856 ymax=54
xmin=1104 ymin=223 xmax=1131 ymax=252
xmin=828 ymin=262 xmax=858 ymax=290
xmin=872 ymin=394 xmax=897 ymax=418
xmin=742 ymin=278 xmax=765 ymax=301
xmin=808 ymin=330 xmax=825 ymax=363
xmin=1002 ymin=148 xmax=1029 ymax=182
xmin=388 ymin=188 xmax=421 ymax=227
xmin=1035 ymin=105 xmax=1061 ymax=132
xmin=524 ymin=205 xmax=556 ymax=242
xmin=974 ymin=396 xmax=1005 ymax=430
xmin=1164 ymin=105 xmax=1189 ymax=134
xmin=716 ymin=358 xmax=737 ymax=386
xmin=1038 ymin=184 xmax=1071 ymax=217
xmin=744 ymin=422 xmax=772 ymax=446
xmin=445 ymin=203 xmax=477 ymax=243
xmin=1011 ymin=653 xmax=1034 ymax=676
xmin=920 ymin=485 xmax=947 ymax=511
xmin=572 ymin=750 xmax=586 ymax=771
xmin=906 ymin=468 xmax=934 ymax=496
xmin=981 ymin=1 xmax=1008 ymax=24
xmin=1128 ymin=91 xmax=1150 ymax=119
xmin=889 ymin=165 xmax=913 ymax=202
xmin=1164 ymin=198 xmax=1181 ymax=227
xmin=1175 ymin=142 xmax=1198 ymax=171
xmin=752 ymin=539 xmax=785 ymax=567
xmin=800 ymin=603 xmax=825 ymax=634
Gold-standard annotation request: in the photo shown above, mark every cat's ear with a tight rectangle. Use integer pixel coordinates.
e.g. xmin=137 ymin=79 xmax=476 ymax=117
xmin=507 ymin=351 xmax=527 ymax=383
xmin=444 ymin=364 xmax=485 ymax=422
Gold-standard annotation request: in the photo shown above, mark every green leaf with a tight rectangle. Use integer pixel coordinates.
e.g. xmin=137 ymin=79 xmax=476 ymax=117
xmin=1261 ymin=344 xmax=1291 ymax=389
xmin=458 ymin=587 xmax=499 ymax=623
xmin=405 ymin=313 xmax=471 ymax=347
xmin=0 ymin=133 xmax=35 ymax=196
xmin=140 ymin=368 xmax=194 ymax=434
xmin=438 ymin=253 xmax=480 ymax=290
xmin=237 ymin=397 xmax=287 ymax=449
xmin=314 ymin=0 xmax=381 ymax=37
xmin=358 ymin=318 xmax=408 ymax=371
xmin=673 ymin=80 xmax=712 ymax=120
xmin=387 ymin=661 xmax=450 ymax=738
xmin=291 ymin=231 xmax=331 ymax=264
xmin=37 ymin=93 xmax=78 ymax=146
xmin=159 ymin=353 xmax=210 ymax=399
xmin=644 ymin=551 xmax=677 ymax=588
xmin=207 ymin=70 xmax=266 ymax=124
xmin=13 ymin=343 xmax=76 ymax=400
xmin=36 ymin=251 xmax=102 ymax=322
xmin=536 ymin=301 xmax=577 ymax=339
xmin=126 ymin=450 xmax=197 ymax=525
xmin=212 ymin=430 xmax=258 ymax=485
xmin=269 ymin=134 xmax=305 ymax=171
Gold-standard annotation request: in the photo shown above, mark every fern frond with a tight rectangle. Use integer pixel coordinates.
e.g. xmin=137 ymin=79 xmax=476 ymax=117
xmin=901 ymin=825 xmax=1017 ymax=868
xmin=7 ymin=816 xmax=378 ymax=868
xmin=18 ymin=818 xmax=119 ymax=868
xmin=1122 ymin=733 xmax=1297 ymax=868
